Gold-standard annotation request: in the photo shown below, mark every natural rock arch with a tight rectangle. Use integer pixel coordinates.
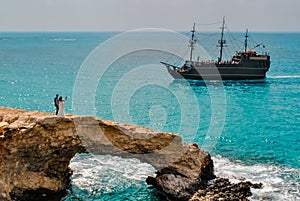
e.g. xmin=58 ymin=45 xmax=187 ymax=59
xmin=0 ymin=107 xmax=214 ymax=201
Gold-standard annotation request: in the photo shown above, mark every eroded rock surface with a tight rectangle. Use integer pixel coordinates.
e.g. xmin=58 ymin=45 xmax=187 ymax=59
xmin=189 ymin=178 xmax=262 ymax=201
xmin=0 ymin=107 xmax=214 ymax=201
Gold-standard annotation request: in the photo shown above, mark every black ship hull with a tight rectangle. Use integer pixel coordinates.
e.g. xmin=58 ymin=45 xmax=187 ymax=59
xmin=167 ymin=64 xmax=269 ymax=80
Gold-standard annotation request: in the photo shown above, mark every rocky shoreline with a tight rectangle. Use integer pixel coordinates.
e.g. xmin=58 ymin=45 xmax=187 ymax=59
xmin=0 ymin=107 xmax=261 ymax=201
xmin=189 ymin=178 xmax=262 ymax=201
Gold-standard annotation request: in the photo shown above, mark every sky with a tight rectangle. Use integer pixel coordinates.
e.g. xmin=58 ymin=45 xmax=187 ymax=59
xmin=0 ymin=0 xmax=299 ymax=32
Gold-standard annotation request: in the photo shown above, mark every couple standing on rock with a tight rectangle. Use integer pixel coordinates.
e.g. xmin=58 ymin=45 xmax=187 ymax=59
xmin=54 ymin=94 xmax=67 ymax=117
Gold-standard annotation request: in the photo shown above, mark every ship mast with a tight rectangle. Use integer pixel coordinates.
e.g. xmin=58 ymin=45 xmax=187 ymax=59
xmin=189 ymin=23 xmax=196 ymax=62
xmin=218 ymin=17 xmax=226 ymax=62
xmin=244 ymin=29 xmax=249 ymax=52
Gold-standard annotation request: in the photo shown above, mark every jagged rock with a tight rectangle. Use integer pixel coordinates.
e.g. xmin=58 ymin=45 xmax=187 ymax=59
xmin=0 ymin=107 xmax=215 ymax=201
xmin=189 ymin=178 xmax=263 ymax=201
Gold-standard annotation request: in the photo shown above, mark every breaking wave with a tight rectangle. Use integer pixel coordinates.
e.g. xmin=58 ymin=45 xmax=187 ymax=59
xmin=268 ymin=75 xmax=300 ymax=79
xmin=213 ymin=155 xmax=300 ymax=201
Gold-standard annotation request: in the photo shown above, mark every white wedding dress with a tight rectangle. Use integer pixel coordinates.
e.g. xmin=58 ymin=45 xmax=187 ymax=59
xmin=57 ymin=101 xmax=65 ymax=117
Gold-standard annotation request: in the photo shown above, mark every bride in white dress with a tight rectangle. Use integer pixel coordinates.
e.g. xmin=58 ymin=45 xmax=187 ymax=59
xmin=57 ymin=96 xmax=67 ymax=117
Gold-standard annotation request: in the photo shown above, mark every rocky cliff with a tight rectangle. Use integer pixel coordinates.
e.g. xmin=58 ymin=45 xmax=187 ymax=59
xmin=0 ymin=107 xmax=259 ymax=201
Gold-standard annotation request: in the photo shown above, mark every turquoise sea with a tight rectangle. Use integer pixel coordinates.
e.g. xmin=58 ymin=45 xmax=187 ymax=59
xmin=0 ymin=31 xmax=299 ymax=200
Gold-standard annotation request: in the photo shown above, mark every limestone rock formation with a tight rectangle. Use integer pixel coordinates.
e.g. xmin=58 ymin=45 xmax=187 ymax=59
xmin=189 ymin=178 xmax=263 ymax=201
xmin=0 ymin=107 xmax=215 ymax=201
xmin=0 ymin=108 xmax=83 ymax=201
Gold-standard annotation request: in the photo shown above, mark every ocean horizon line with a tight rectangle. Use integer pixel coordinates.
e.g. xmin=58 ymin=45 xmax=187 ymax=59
xmin=0 ymin=29 xmax=299 ymax=34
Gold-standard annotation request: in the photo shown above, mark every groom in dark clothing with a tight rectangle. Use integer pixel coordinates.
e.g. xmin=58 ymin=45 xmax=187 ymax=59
xmin=54 ymin=94 xmax=59 ymax=115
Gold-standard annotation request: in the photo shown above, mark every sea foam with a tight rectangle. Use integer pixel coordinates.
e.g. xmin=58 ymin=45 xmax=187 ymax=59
xmin=268 ymin=75 xmax=300 ymax=79
xmin=69 ymin=154 xmax=299 ymax=201
xmin=213 ymin=155 xmax=300 ymax=201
